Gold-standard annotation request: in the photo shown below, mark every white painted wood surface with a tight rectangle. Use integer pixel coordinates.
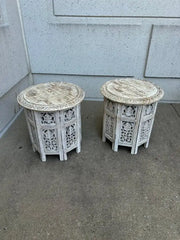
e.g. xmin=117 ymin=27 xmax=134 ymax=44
xmin=17 ymin=82 xmax=85 ymax=111
xmin=101 ymin=79 xmax=164 ymax=154
xmin=101 ymin=78 xmax=164 ymax=105
xmin=18 ymin=82 xmax=85 ymax=161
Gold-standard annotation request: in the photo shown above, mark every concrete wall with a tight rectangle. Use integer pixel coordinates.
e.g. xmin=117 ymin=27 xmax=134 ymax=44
xmin=0 ymin=0 xmax=31 ymax=135
xmin=0 ymin=75 xmax=31 ymax=136
xmin=20 ymin=0 xmax=180 ymax=102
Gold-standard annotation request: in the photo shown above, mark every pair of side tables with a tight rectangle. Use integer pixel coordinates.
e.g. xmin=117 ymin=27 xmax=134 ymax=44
xmin=17 ymin=79 xmax=164 ymax=162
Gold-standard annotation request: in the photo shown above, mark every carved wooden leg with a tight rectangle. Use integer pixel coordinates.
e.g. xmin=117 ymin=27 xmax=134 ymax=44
xmin=131 ymin=145 xmax=138 ymax=154
xmin=102 ymin=135 xmax=106 ymax=142
xmin=41 ymin=154 xmax=46 ymax=162
xmin=59 ymin=151 xmax=64 ymax=161
xmin=144 ymin=141 xmax=149 ymax=148
xmin=76 ymin=104 xmax=81 ymax=153
xmin=112 ymin=105 xmax=121 ymax=152
xmin=112 ymin=142 xmax=118 ymax=152
xmin=102 ymin=117 xmax=106 ymax=142
xmin=76 ymin=145 xmax=81 ymax=153
xmin=102 ymin=98 xmax=107 ymax=142
xmin=63 ymin=152 xmax=67 ymax=161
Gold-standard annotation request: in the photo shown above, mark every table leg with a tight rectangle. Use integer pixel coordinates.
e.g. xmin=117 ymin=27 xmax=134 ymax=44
xmin=41 ymin=153 xmax=46 ymax=162
xmin=112 ymin=142 xmax=118 ymax=152
xmin=63 ymin=152 xmax=67 ymax=161
xmin=76 ymin=146 xmax=81 ymax=153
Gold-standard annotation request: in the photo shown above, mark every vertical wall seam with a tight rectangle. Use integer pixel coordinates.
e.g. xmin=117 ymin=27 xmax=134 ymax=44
xmin=16 ymin=0 xmax=34 ymax=85
xmin=143 ymin=24 xmax=154 ymax=78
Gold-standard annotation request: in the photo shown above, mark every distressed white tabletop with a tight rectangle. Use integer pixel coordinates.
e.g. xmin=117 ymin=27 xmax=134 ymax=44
xmin=17 ymin=82 xmax=85 ymax=111
xmin=101 ymin=78 xmax=164 ymax=105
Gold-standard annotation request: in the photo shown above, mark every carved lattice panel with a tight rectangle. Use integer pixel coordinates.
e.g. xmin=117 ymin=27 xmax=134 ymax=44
xmin=30 ymin=124 xmax=38 ymax=146
xmin=143 ymin=104 xmax=155 ymax=116
xmin=26 ymin=109 xmax=34 ymax=121
xmin=65 ymin=123 xmax=77 ymax=149
xmin=64 ymin=107 xmax=76 ymax=122
xmin=40 ymin=112 xmax=56 ymax=125
xmin=122 ymin=105 xmax=137 ymax=118
xmin=105 ymin=114 xmax=114 ymax=138
xmin=18 ymin=81 xmax=84 ymax=161
xmin=41 ymin=129 xmax=58 ymax=152
xmin=106 ymin=99 xmax=116 ymax=114
xmin=139 ymin=119 xmax=152 ymax=142
xmin=101 ymin=78 xmax=162 ymax=154
xmin=119 ymin=121 xmax=135 ymax=144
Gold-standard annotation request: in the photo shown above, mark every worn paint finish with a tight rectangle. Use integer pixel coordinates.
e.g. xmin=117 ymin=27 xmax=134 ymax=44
xmin=23 ymin=103 xmax=83 ymax=161
xmin=102 ymin=97 xmax=158 ymax=154
xmin=101 ymin=79 xmax=163 ymax=153
xmin=101 ymin=79 xmax=164 ymax=105
xmin=17 ymin=82 xmax=85 ymax=111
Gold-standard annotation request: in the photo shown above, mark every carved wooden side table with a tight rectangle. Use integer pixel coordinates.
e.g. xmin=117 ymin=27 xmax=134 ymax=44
xmin=101 ymin=79 xmax=164 ymax=154
xmin=17 ymin=82 xmax=85 ymax=161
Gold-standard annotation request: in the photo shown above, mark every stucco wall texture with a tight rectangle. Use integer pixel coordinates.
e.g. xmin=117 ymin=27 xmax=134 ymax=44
xmin=20 ymin=0 xmax=180 ymax=102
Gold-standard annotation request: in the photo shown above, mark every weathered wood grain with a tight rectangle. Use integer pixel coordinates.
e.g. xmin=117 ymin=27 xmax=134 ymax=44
xmin=101 ymin=78 xmax=164 ymax=105
xmin=17 ymin=82 xmax=85 ymax=111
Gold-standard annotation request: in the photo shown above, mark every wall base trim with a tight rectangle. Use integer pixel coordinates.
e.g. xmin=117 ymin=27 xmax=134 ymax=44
xmin=0 ymin=109 xmax=23 ymax=138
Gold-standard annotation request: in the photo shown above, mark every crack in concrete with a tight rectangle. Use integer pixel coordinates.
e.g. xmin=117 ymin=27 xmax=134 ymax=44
xmin=171 ymin=104 xmax=180 ymax=118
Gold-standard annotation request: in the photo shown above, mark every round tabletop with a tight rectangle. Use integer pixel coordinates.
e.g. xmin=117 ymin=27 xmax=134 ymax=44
xmin=17 ymin=82 xmax=85 ymax=111
xmin=101 ymin=78 xmax=164 ymax=105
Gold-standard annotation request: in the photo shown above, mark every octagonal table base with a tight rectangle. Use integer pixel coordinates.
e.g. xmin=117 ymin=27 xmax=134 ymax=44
xmin=102 ymin=98 xmax=158 ymax=154
xmin=24 ymin=105 xmax=82 ymax=161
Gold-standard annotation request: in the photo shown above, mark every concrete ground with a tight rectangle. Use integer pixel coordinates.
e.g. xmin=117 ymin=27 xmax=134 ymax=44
xmin=0 ymin=101 xmax=179 ymax=240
